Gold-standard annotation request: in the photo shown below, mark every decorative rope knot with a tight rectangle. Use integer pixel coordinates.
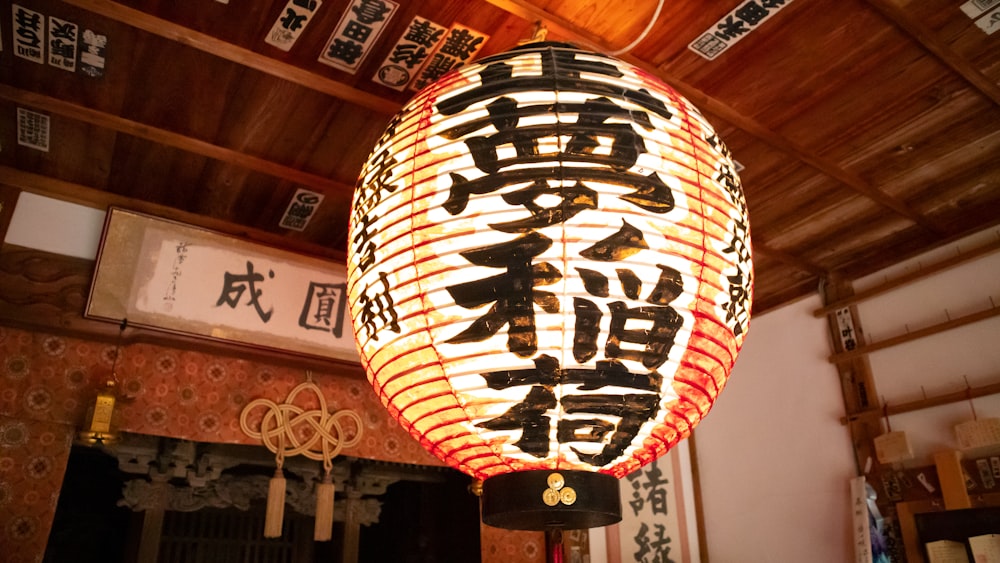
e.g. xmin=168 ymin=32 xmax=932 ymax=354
xmin=239 ymin=381 xmax=363 ymax=472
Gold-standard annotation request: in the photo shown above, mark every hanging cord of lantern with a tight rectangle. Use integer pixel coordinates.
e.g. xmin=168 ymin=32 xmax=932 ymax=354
xmin=608 ymin=0 xmax=665 ymax=55
xmin=519 ymin=21 xmax=549 ymax=45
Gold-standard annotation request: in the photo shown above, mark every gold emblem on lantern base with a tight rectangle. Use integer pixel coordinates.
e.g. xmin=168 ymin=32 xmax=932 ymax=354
xmin=542 ymin=472 xmax=577 ymax=507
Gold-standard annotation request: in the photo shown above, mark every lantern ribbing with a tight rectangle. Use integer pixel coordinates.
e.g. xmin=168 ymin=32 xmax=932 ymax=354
xmin=347 ymin=42 xmax=751 ymax=528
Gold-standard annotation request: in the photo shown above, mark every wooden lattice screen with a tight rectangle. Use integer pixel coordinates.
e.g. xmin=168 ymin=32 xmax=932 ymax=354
xmin=158 ymin=507 xmax=314 ymax=563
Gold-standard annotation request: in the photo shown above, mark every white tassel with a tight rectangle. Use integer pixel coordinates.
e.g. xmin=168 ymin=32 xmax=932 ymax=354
xmin=314 ymin=473 xmax=335 ymax=541
xmin=264 ymin=468 xmax=286 ymax=538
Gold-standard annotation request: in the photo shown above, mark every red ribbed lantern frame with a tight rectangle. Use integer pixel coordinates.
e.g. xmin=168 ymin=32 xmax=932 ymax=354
xmin=347 ymin=42 xmax=751 ymax=528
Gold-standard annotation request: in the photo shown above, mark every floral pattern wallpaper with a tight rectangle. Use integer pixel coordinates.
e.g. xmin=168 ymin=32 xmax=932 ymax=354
xmin=0 ymin=414 xmax=74 ymax=563
xmin=0 ymin=325 xmax=544 ymax=563
xmin=480 ymin=526 xmax=545 ymax=562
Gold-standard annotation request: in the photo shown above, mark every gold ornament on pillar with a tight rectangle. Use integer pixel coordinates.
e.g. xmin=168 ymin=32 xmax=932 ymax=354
xmin=79 ymin=319 xmax=127 ymax=446
xmin=239 ymin=374 xmax=363 ymax=540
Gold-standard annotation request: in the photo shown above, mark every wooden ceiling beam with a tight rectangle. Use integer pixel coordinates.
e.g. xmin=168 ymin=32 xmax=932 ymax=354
xmin=814 ymin=232 xmax=1000 ymax=316
xmin=0 ymin=165 xmax=348 ymax=262
xmin=753 ymin=240 xmax=829 ymax=277
xmin=61 ymin=0 xmax=402 ymax=115
xmin=661 ymin=82 xmax=945 ymax=237
xmin=484 ymin=0 xmax=946 ymax=238
xmin=493 ymin=0 xmax=837 ymax=280
xmin=863 ymin=0 xmax=1000 ymax=108
xmin=485 ymin=0 xmax=613 ymax=52
xmin=0 ymin=84 xmax=356 ymax=197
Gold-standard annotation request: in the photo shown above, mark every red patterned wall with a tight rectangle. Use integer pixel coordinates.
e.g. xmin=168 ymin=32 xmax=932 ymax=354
xmin=480 ymin=526 xmax=545 ymax=562
xmin=0 ymin=325 xmax=545 ymax=563
xmin=0 ymin=414 xmax=74 ymax=563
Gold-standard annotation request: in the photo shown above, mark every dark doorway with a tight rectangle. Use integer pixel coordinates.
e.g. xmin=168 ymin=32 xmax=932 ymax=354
xmin=43 ymin=445 xmax=135 ymax=563
xmin=44 ymin=443 xmax=481 ymax=563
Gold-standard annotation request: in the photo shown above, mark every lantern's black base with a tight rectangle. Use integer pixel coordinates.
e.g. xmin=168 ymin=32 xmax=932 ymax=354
xmin=480 ymin=470 xmax=621 ymax=531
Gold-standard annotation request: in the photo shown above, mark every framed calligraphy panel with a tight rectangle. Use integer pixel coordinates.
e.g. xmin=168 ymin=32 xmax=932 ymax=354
xmin=85 ymin=208 xmax=358 ymax=363
xmin=604 ymin=440 xmax=701 ymax=563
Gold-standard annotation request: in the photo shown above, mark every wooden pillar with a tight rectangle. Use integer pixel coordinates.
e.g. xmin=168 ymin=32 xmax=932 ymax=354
xmin=136 ymin=475 xmax=169 ymax=563
xmin=933 ymin=449 xmax=972 ymax=510
xmin=341 ymin=493 xmax=361 ymax=563
xmin=821 ymin=278 xmax=884 ymax=474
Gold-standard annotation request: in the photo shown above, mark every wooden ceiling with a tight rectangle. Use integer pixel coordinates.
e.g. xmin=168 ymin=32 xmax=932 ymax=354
xmin=3 ymin=0 xmax=999 ymax=315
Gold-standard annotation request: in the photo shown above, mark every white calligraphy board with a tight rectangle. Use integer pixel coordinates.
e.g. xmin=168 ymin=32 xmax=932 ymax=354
xmin=602 ymin=441 xmax=700 ymax=563
xmin=86 ymin=208 xmax=359 ymax=362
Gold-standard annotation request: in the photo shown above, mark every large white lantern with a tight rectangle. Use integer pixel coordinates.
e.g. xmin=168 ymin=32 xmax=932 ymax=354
xmin=347 ymin=42 xmax=751 ymax=529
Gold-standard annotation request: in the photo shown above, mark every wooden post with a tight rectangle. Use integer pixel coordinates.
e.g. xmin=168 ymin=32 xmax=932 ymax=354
xmin=822 ymin=278 xmax=884 ymax=475
xmin=135 ymin=476 xmax=169 ymax=563
xmin=341 ymin=493 xmax=362 ymax=563
xmin=933 ymin=449 xmax=972 ymax=510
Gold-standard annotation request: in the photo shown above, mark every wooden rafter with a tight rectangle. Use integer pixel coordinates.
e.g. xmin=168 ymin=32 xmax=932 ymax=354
xmin=0 ymin=166 xmax=348 ymax=262
xmin=828 ymin=304 xmax=1000 ymax=363
xmin=0 ymin=84 xmax=356 ymax=197
xmin=60 ymin=0 xmax=403 ymax=115
xmin=484 ymin=0 xmax=946 ymax=237
xmin=64 ymin=0 xmax=943 ymax=238
xmin=814 ymin=233 xmax=1000 ymax=316
xmin=863 ymin=0 xmax=1000 ymax=108
xmin=843 ymin=379 xmax=1000 ymax=423
xmin=752 ymin=239 xmax=828 ymax=277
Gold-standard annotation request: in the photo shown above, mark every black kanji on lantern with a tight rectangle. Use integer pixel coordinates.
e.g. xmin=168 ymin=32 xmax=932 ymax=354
xmin=487 ymin=180 xmax=598 ymax=233
xmin=356 ymin=271 xmax=400 ymax=341
xmin=435 ymin=50 xmax=675 ymax=219
xmin=445 ymin=232 xmax=562 ymax=357
xmin=353 ymin=113 xmax=402 ymax=276
xmin=434 ymin=45 xmax=692 ymax=464
xmin=574 ymin=264 xmax=684 ymax=369
xmin=477 ymin=354 xmax=662 ymax=465
xmin=706 ymin=133 xmax=751 ymax=337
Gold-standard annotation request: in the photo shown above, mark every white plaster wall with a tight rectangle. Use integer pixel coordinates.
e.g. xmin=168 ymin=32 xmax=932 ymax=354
xmin=695 ymin=227 xmax=1000 ymax=562
xmin=853 ymin=227 xmax=1000 ymax=467
xmin=695 ymin=293 xmax=857 ymax=563
xmin=4 ymin=192 xmax=105 ymax=259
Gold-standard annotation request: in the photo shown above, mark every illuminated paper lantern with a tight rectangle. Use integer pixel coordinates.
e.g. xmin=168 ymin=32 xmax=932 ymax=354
xmin=347 ymin=42 xmax=751 ymax=529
